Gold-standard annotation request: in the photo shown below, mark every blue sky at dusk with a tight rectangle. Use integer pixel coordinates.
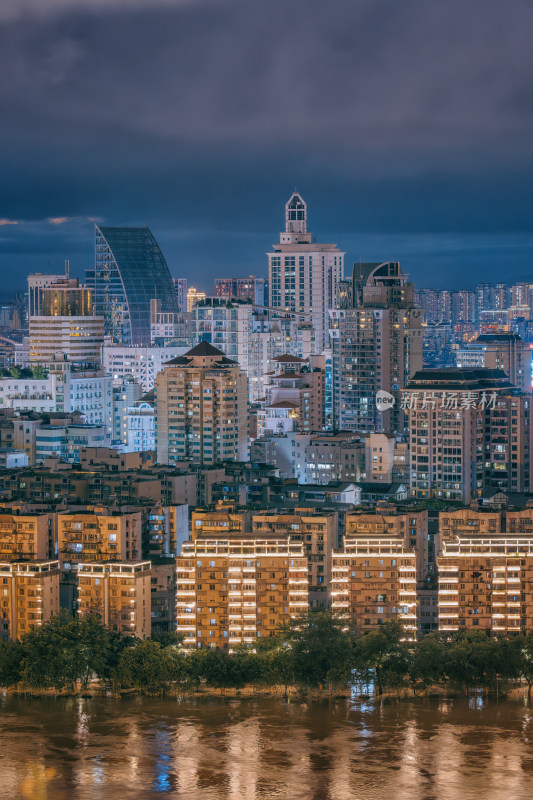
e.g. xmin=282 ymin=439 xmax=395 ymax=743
xmin=1 ymin=0 xmax=532 ymax=292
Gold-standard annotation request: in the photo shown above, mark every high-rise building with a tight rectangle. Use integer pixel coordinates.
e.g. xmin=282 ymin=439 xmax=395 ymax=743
xmin=176 ymin=532 xmax=308 ymax=650
xmin=331 ymin=522 xmax=418 ymax=638
xmin=268 ymin=192 xmax=344 ymax=352
xmin=251 ymin=510 xmax=337 ymax=606
xmin=192 ymin=299 xmax=253 ymax=374
xmin=102 ymin=344 xmax=189 ymax=393
xmin=0 ymin=512 xmax=55 ymax=561
xmin=0 ymin=560 xmax=60 ymax=641
xmin=456 ymin=332 xmax=532 ymax=392
xmin=173 ymin=278 xmax=188 ymax=313
xmin=27 ymin=273 xmax=65 ymax=319
xmin=330 ymin=262 xmax=423 ymax=434
xmin=58 ymin=510 xmax=143 ymax=565
xmin=258 ymin=354 xmax=325 ymax=437
xmin=86 ymin=226 xmax=179 ymax=346
xmin=186 ymin=287 xmax=206 ymax=312
xmin=405 ymin=367 xmax=531 ymax=502
xmin=155 ymin=341 xmax=249 ymax=466
xmin=29 ymin=277 xmax=104 ymax=368
xmin=76 ymin=561 xmax=151 ymax=638
xmin=437 ymin=509 xmax=533 ymax=634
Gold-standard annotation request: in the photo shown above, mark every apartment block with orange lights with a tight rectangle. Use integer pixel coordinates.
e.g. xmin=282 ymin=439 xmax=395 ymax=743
xmin=0 ymin=511 xmax=55 ymax=561
xmin=76 ymin=561 xmax=151 ymax=638
xmin=0 ymin=560 xmax=60 ymax=640
xmin=251 ymin=510 xmax=336 ymax=606
xmin=191 ymin=508 xmax=251 ymax=539
xmin=331 ymin=528 xmax=417 ymax=638
xmin=58 ymin=509 xmax=142 ymax=566
xmin=345 ymin=508 xmax=428 ymax=582
xmin=176 ymin=534 xmax=308 ymax=650
xmin=437 ymin=508 xmax=533 ymax=632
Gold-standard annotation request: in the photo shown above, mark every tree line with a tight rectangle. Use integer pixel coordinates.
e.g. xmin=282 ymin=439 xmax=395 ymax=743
xmin=1 ymin=611 xmax=533 ymax=696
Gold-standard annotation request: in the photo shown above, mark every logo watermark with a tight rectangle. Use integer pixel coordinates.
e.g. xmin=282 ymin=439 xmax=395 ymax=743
xmin=400 ymin=390 xmax=498 ymax=411
xmin=376 ymin=390 xmax=396 ymax=412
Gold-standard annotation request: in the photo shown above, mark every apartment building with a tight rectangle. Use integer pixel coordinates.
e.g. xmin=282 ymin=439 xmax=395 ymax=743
xmin=58 ymin=510 xmax=142 ymax=565
xmin=76 ymin=561 xmax=151 ymax=638
xmin=0 ymin=560 xmax=60 ymax=640
xmin=155 ymin=341 xmax=249 ymax=466
xmin=0 ymin=511 xmax=55 ymax=561
xmin=251 ymin=510 xmax=337 ymax=606
xmin=331 ymin=528 xmax=417 ymax=638
xmin=345 ymin=509 xmax=428 ymax=583
xmin=176 ymin=533 xmax=308 ymax=650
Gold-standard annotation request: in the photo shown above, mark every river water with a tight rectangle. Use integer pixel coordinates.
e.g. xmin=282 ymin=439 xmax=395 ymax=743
xmin=1 ymin=694 xmax=533 ymax=799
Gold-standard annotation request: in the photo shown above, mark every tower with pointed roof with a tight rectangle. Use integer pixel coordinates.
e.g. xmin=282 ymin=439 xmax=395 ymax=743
xmin=154 ymin=342 xmax=249 ymax=466
xmin=268 ymin=193 xmax=345 ymax=352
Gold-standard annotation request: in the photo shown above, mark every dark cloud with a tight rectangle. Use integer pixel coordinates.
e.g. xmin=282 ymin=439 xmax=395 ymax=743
xmin=0 ymin=0 xmax=532 ymax=291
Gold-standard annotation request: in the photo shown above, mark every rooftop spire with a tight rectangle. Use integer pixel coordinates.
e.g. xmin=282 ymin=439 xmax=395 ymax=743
xmin=285 ymin=192 xmax=307 ymax=235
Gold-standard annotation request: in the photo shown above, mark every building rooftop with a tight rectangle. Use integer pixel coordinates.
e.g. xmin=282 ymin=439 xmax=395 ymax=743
xmin=407 ymin=367 xmax=514 ymax=391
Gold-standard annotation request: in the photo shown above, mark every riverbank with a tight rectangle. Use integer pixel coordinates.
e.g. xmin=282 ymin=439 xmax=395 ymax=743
xmin=2 ymin=681 xmax=531 ymax=701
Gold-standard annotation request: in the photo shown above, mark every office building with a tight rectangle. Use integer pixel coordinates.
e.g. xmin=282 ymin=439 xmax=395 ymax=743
xmin=155 ymin=341 xmax=249 ymax=466
xmin=29 ymin=277 xmax=104 ymax=368
xmin=268 ymin=192 xmax=344 ymax=352
xmin=86 ymin=226 xmax=179 ymax=346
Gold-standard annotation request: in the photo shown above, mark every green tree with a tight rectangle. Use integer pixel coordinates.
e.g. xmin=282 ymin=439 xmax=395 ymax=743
xmin=8 ymin=365 xmax=21 ymax=379
xmin=279 ymin=611 xmax=359 ymax=690
xmin=115 ymin=639 xmax=182 ymax=692
xmin=356 ymin=622 xmax=409 ymax=694
xmin=0 ymin=639 xmax=24 ymax=687
xmin=187 ymin=647 xmax=253 ymax=690
xmin=150 ymin=631 xmax=184 ymax=648
xmin=31 ymin=365 xmax=48 ymax=380
xmin=20 ymin=612 xmax=125 ymax=690
xmin=409 ymin=633 xmax=447 ymax=693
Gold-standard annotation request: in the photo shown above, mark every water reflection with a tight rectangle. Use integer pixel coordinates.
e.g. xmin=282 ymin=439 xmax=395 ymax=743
xmin=0 ymin=695 xmax=532 ymax=799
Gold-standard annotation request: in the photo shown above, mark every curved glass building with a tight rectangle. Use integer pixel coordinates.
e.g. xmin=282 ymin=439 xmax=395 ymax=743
xmin=86 ymin=226 xmax=179 ymax=346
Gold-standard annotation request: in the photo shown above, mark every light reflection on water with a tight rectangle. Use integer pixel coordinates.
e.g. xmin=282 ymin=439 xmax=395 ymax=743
xmin=1 ymin=694 xmax=533 ymax=800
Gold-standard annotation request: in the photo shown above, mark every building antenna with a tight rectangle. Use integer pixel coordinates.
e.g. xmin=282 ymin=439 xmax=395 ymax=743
xmin=65 ymin=259 xmax=70 ymax=279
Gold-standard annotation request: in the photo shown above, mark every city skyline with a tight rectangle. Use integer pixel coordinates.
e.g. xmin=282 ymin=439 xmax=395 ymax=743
xmin=1 ymin=0 xmax=533 ymax=292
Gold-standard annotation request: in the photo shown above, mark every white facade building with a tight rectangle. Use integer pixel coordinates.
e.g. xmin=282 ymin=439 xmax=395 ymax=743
xmin=0 ymin=367 xmax=113 ymax=431
xmin=102 ymin=345 xmax=189 ymax=393
xmin=124 ymin=401 xmax=155 ymax=453
xmin=268 ymin=193 xmax=344 ymax=353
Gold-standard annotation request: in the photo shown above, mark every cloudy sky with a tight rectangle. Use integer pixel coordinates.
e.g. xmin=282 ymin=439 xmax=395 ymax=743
xmin=1 ymin=0 xmax=532 ymax=293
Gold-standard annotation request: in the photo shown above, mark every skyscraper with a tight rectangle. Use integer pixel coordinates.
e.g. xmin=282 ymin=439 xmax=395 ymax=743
xmin=330 ymin=261 xmax=423 ymax=434
xmin=29 ymin=277 xmax=104 ymax=368
xmin=268 ymin=192 xmax=344 ymax=352
xmin=155 ymin=341 xmax=249 ymax=466
xmin=86 ymin=226 xmax=179 ymax=346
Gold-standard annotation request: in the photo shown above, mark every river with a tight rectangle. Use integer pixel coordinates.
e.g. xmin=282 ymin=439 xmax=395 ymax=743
xmin=1 ymin=694 xmax=533 ymax=799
